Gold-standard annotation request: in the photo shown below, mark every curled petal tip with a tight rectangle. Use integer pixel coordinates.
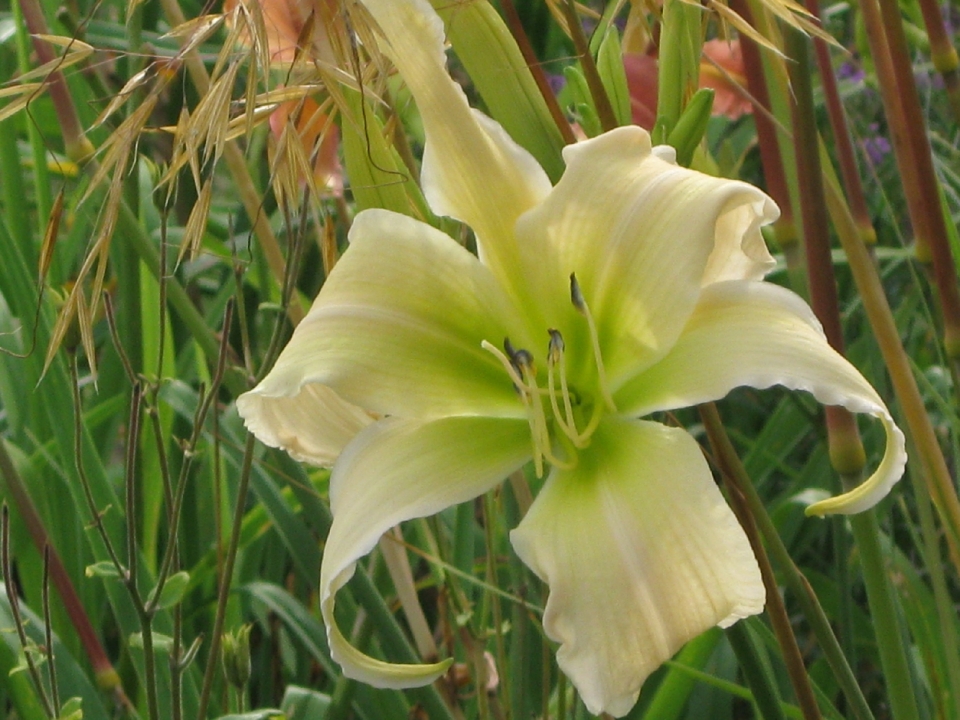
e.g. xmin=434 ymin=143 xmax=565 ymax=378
xmin=804 ymin=413 xmax=907 ymax=517
xmin=328 ymin=617 xmax=452 ymax=689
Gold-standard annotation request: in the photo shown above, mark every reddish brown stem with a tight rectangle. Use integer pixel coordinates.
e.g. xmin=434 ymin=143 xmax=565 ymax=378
xmin=875 ymin=0 xmax=960 ymax=356
xmin=559 ymin=0 xmax=618 ymax=132
xmin=785 ymin=28 xmax=867 ymax=471
xmin=856 ymin=0 xmax=931 ymax=260
xmin=803 ymin=0 xmax=875 ymax=244
xmin=17 ymin=0 xmax=92 ymax=162
xmin=915 ymin=0 xmax=960 ymax=123
xmin=499 ymin=0 xmax=576 ymax=145
xmin=730 ymin=0 xmax=808 ymax=296
xmin=0 ymin=440 xmax=127 ymax=701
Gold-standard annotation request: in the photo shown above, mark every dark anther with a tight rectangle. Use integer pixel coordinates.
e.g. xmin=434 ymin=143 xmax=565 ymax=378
xmin=547 ymin=328 xmax=564 ymax=354
xmin=513 ymin=349 xmax=534 ymax=368
xmin=570 ymin=273 xmax=586 ymax=313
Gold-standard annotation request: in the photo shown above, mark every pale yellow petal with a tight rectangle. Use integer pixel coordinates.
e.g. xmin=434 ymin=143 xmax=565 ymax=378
xmin=361 ymin=0 xmax=551 ymax=300
xmin=513 ymin=126 xmax=778 ymax=386
xmin=238 ymin=209 xmax=531 ymax=445
xmin=321 ymin=416 xmax=531 ymax=686
xmin=237 ymin=383 xmax=373 ymax=466
xmin=511 ymin=418 xmax=763 ymax=717
xmin=617 ymin=280 xmax=906 ymax=514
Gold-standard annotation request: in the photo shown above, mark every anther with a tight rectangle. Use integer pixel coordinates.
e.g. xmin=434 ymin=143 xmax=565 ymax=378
xmin=547 ymin=328 xmax=564 ymax=363
xmin=570 ymin=273 xmax=586 ymax=313
xmin=514 ymin=349 xmax=535 ymax=374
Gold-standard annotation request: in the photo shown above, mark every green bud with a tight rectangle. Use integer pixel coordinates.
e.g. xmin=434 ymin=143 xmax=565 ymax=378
xmin=562 ymin=66 xmax=601 ymax=138
xmin=221 ymin=624 xmax=252 ymax=690
xmin=667 ymin=88 xmax=714 ymax=168
xmin=596 ymin=30 xmax=631 ymax=127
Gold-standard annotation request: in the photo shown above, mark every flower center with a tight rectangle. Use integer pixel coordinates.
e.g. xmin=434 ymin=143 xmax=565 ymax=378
xmin=482 ymin=274 xmax=616 ymax=477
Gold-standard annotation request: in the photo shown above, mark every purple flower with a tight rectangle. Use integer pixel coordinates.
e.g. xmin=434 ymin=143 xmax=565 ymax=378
xmin=862 ymin=124 xmax=891 ymax=165
xmin=838 ymin=61 xmax=865 ymax=84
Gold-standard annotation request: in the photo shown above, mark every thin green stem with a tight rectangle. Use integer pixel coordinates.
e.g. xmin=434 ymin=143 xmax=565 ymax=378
xmin=0 ymin=54 xmax=31 ymax=249
xmin=788 ymin=28 xmax=922 ymax=720
xmin=725 ymin=623 xmax=788 ymax=720
xmin=69 ymin=356 xmax=127 ymax=582
xmin=11 ymin=0 xmax=53 ymax=255
xmin=120 ymin=385 xmax=159 ymax=720
xmin=197 ymin=433 xmax=257 ymax=719
xmin=0 ymin=408 xmax=124 ymax=698
xmin=2 ymin=506 xmax=55 ymax=718
xmin=150 ymin=302 xmax=233 ymax=616
xmin=41 ymin=548 xmax=60 ymax=714
xmin=911 ymin=466 xmax=960 ymax=718
xmin=699 ymin=403 xmax=875 ymax=720
xmin=157 ymin=0 xmax=304 ymax=325
xmin=721 ymin=462 xmax=821 ymax=720
xmin=125 ymin=384 xmax=142 ymax=595
xmin=846 ymin=496 xmax=921 ymax=720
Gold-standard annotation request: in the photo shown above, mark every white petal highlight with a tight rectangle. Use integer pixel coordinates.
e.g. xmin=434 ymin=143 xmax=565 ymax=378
xmin=617 ymin=280 xmax=906 ymax=515
xmin=511 ymin=418 xmax=763 ymax=717
xmin=320 ymin=416 xmax=531 ymax=687
xmin=237 ymin=383 xmax=374 ymax=466
xmin=513 ymin=126 xmax=779 ymax=385
xmin=238 ymin=209 xmax=530 ymax=436
xmin=361 ymin=0 xmax=551 ymax=298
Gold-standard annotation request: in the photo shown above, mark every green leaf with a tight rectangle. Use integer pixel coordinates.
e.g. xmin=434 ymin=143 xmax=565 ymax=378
xmin=56 ymin=697 xmax=83 ymax=720
xmin=281 ymin=685 xmax=332 ymax=720
xmin=146 ymin=571 xmax=190 ymax=611
xmin=432 ymin=0 xmax=565 ymax=181
xmin=341 ymin=88 xmax=432 ymax=221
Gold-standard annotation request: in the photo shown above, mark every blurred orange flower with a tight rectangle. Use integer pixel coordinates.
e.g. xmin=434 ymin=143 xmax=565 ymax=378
xmin=623 ymin=39 xmax=753 ymax=130
xmin=225 ymin=0 xmax=342 ymax=194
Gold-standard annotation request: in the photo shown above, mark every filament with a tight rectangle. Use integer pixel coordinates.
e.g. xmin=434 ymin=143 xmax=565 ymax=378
xmin=570 ymin=273 xmax=617 ymax=412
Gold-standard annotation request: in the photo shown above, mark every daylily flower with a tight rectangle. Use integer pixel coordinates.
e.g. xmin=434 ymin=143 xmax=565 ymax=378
xmin=237 ymin=0 xmax=906 ymax=715
xmin=624 ymin=39 xmax=753 ymax=130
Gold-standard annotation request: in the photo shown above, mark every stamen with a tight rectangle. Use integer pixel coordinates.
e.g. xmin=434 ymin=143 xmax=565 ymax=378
xmin=570 ymin=273 xmax=617 ymax=412
xmin=546 ymin=329 xmax=578 ymax=440
xmin=483 ymin=338 xmax=578 ymax=475
xmin=484 ymin=338 xmax=551 ymax=476
xmin=516 ymin=352 xmax=549 ymax=477
xmin=523 ymin=362 xmax=577 ymax=470
xmin=481 ymin=339 xmax=527 ymax=392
